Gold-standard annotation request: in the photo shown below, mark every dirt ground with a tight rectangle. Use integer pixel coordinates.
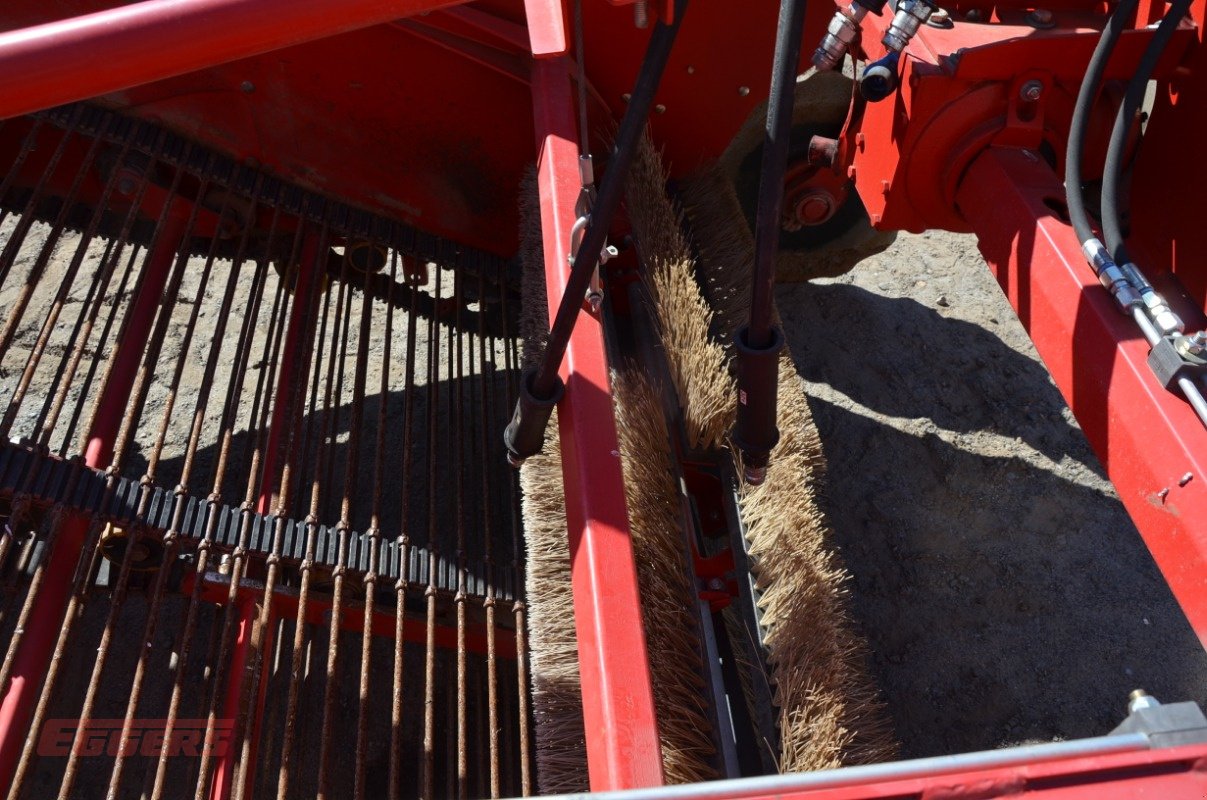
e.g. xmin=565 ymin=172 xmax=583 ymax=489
xmin=777 ymin=229 xmax=1207 ymax=758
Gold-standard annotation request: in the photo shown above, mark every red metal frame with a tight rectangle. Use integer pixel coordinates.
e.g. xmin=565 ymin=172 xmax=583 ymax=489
xmin=958 ymin=146 xmax=1207 ymax=647
xmin=0 ymin=0 xmax=473 ymax=121
xmin=526 ymin=2 xmax=664 ymax=787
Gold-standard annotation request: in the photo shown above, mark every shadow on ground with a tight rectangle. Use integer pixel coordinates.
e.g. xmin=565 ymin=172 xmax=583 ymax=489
xmin=778 ymin=279 xmax=1207 ymax=758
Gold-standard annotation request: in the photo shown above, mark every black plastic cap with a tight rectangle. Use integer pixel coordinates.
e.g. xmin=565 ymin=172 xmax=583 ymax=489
xmin=503 ymin=367 xmax=565 ymax=466
xmin=733 ymin=324 xmax=785 ymax=481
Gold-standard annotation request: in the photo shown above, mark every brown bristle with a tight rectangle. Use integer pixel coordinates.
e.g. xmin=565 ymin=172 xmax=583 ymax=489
xmin=679 ymin=163 xmax=898 ymax=770
xmin=623 ymin=134 xmax=733 ymax=451
xmin=517 ymin=172 xmax=590 ymax=794
xmin=612 ymin=366 xmax=719 ymax=785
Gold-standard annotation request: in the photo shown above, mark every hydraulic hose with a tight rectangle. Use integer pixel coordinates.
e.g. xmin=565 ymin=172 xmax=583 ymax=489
xmin=504 ymin=0 xmax=688 ymax=465
xmin=732 ymin=0 xmax=808 ymax=485
xmin=1101 ymin=0 xmax=1192 ymax=264
xmin=1064 ymin=0 xmax=1140 ymax=247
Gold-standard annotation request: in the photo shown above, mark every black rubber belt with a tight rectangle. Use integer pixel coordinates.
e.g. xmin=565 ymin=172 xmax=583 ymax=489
xmin=0 ymin=442 xmax=514 ymax=603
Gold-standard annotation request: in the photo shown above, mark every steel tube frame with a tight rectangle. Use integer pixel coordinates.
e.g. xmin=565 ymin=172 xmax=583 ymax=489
xmin=529 ymin=736 xmax=1207 ymax=800
xmin=0 ymin=202 xmax=189 ymax=788
xmin=957 ymin=146 xmax=1207 ymax=647
xmin=526 ymin=24 xmax=665 ymax=791
xmin=0 ymin=0 xmax=471 ymax=121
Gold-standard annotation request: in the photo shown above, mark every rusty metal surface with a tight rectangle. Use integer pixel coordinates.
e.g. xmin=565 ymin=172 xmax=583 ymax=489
xmin=0 ymin=110 xmax=532 ymax=799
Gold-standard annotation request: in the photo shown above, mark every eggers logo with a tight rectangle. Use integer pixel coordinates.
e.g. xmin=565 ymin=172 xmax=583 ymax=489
xmin=38 ymin=719 xmax=234 ymax=758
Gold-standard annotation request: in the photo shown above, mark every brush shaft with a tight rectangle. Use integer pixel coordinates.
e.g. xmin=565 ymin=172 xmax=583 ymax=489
xmin=748 ymin=0 xmax=808 ymax=348
xmin=530 ymin=0 xmax=688 ymax=400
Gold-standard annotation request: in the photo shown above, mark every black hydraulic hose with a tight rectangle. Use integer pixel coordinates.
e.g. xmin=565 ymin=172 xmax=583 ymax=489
xmin=748 ymin=0 xmax=808 ymax=349
xmin=504 ymin=0 xmax=687 ymax=464
xmin=1101 ymin=0 xmax=1192 ymax=264
xmin=732 ymin=0 xmax=807 ymax=484
xmin=1064 ymin=0 xmax=1140 ymax=248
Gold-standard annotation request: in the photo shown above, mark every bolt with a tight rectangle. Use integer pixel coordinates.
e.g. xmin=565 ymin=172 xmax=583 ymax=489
xmin=738 ymin=86 xmax=750 ymax=96
xmin=633 ymin=0 xmax=649 ymax=28
xmin=1177 ymin=333 xmax=1206 ymax=357
xmin=622 ymin=92 xmax=632 ymax=102
xmin=926 ymin=6 xmax=952 ymax=26
xmin=1026 ymin=8 xmax=1055 ymax=27
xmin=116 ymin=175 xmax=137 ymax=196
xmin=1128 ymin=689 xmax=1160 ymax=713
xmin=240 ymin=80 xmax=255 ymax=93
xmin=1020 ymin=80 xmax=1044 ymax=102
xmin=964 ymin=8 xmax=984 ymax=21
xmin=686 ymin=65 xmax=696 ymax=74
xmin=654 ymin=103 xmax=667 ymax=114
xmin=1179 ymin=471 xmax=1194 ymax=487
xmin=707 ymin=578 xmax=725 ymax=592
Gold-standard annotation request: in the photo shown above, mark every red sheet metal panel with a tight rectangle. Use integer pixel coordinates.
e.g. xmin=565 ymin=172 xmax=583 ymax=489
xmin=957 ymin=146 xmax=1207 ymax=647
xmin=0 ymin=0 xmax=475 ymax=121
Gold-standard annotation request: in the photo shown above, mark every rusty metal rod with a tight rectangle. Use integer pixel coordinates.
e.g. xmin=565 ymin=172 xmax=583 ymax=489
xmin=0 ymin=161 xmax=186 ymax=793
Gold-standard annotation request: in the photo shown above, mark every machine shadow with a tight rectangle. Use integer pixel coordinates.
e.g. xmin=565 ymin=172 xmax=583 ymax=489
xmin=123 ymin=364 xmax=521 ymax=560
xmin=776 ymin=281 xmax=1092 ymax=468
xmin=778 ymin=281 xmax=1207 ymax=758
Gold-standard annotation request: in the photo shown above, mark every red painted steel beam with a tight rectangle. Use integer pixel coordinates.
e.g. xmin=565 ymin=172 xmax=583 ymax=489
xmin=0 ymin=202 xmax=188 ymax=788
xmin=957 ymin=146 xmax=1207 ymax=646
xmin=0 ymin=0 xmax=471 ymax=121
xmin=526 ymin=8 xmax=664 ymax=788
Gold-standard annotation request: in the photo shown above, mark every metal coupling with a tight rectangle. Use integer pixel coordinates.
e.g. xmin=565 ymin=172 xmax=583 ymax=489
xmin=1142 ymin=288 xmax=1184 ymax=337
xmin=813 ymin=3 xmax=868 ymax=71
xmin=1083 ymin=240 xmax=1141 ymax=312
xmin=882 ymin=0 xmax=936 ymax=52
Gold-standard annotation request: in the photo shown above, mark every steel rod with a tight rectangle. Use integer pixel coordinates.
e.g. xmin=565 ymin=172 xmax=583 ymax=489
xmin=0 ymin=192 xmax=187 ymax=793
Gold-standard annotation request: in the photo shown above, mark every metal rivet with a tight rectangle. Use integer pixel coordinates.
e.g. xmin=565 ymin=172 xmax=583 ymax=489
xmin=686 ymin=65 xmax=696 ymax=74
xmin=654 ymin=104 xmax=667 ymax=114
xmin=622 ymin=92 xmax=632 ymax=102
xmin=738 ymin=86 xmax=750 ymax=96
xmin=240 ymin=80 xmax=255 ymax=93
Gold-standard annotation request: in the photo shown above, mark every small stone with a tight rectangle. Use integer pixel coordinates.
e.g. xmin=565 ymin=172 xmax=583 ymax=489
xmin=937 ymin=294 xmax=950 ymax=307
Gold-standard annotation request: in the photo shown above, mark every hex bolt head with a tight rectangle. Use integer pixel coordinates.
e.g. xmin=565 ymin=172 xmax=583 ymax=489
xmin=1020 ymin=80 xmax=1044 ymax=102
xmin=1026 ymin=8 xmax=1055 ymax=27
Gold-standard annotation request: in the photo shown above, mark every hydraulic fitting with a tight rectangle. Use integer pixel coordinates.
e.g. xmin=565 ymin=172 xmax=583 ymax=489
xmin=813 ymin=1 xmax=869 ymax=71
xmin=1148 ymin=333 xmax=1207 ymax=391
xmin=860 ymin=51 xmax=900 ymax=102
xmin=882 ymin=0 xmax=937 ymax=52
xmin=733 ymin=324 xmax=785 ymax=485
xmin=1119 ymin=261 xmax=1184 ymax=336
xmin=1083 ymin=240 xmax=1142 ymax=312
